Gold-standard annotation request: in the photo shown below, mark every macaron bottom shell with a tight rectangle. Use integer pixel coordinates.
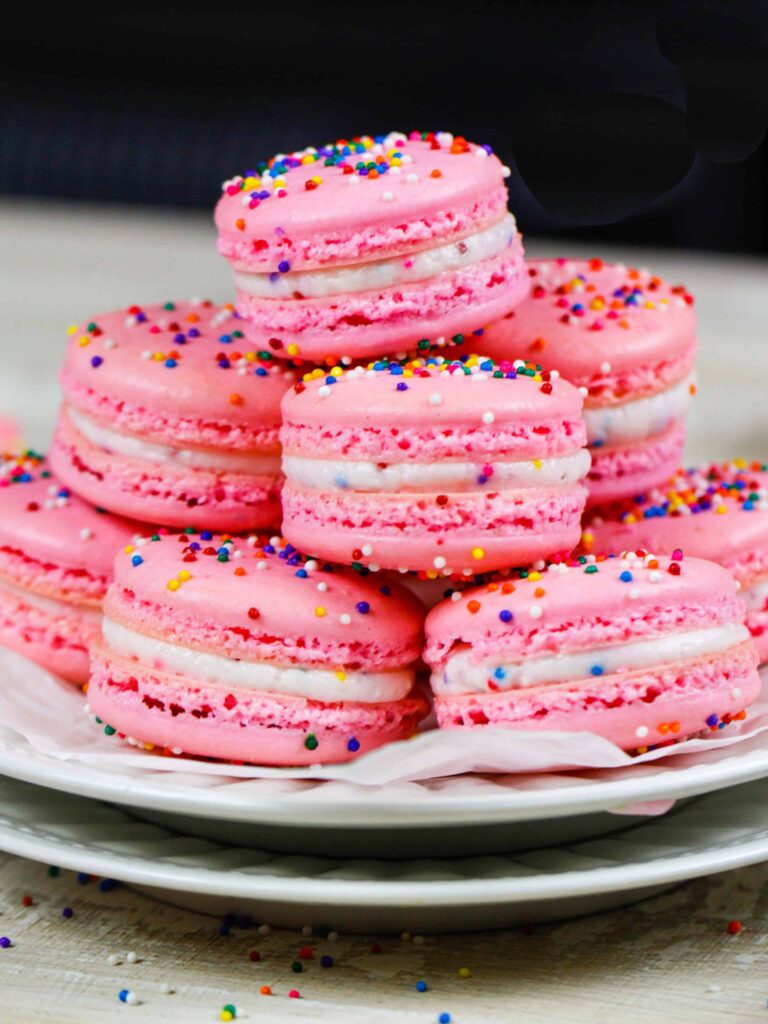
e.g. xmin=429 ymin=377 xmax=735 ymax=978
xmin=281 ymin=483 xmax=587 ymax=574
xmin=235 ymin=245 xmax=529 ymax=363
xmin=586 ymin=422 xmax=686 ymax=505
xmin=50 ymin=411 xmax=281 ymax=531
xmin=0 ymin=582 xmax=97 ymax=684
xmin=433 ymin=641 xmax=761 ymax=753
xmin=88 ymin=644 xmax=430 ymax=766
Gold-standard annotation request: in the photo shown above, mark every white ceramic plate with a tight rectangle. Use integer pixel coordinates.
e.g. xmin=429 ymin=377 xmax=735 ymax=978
xmin=1 ymin=775 xmax=768 ymax=932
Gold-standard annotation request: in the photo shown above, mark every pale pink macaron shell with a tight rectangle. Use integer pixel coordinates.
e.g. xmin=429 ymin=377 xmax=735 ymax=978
xmin=424 ymin=554 xmax=761 ymax=750
xmin=52 ymin=300 xmax=299 ymax=529
xmin=479 ymin=258 xmax=697 ymax=401
xmin=583 ymin=462 xmax=768 ymax=660
xmin=586 ymin=422 xmax=686 ymax=506
xmin=0 ymin=454 xmax=141 ymax=682
xmin=90 ymin=533 xmax=428 ymax=764
xmin=215 ymin=132 xmax=511 ymax=272
xmin=280 ymin=360 xmax=589 ymax=573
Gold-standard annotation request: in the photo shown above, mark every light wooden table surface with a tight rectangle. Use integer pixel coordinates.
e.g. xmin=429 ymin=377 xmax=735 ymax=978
xmin=1 ymin=851 xmax=768 ymax=1023
xmin=1 ymin=198 xmax=767 ymax=1022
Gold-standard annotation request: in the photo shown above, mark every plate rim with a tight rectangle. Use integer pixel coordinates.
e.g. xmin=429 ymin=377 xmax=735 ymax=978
xmin=2 ymin=738 xmax=768 ymax=828
xmin=1 ymin=777 xmax=768 ymax=906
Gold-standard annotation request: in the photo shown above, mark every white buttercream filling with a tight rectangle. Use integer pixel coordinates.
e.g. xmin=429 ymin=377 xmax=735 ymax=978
xmin=102 ymin=617 xmax=414 ymax=703
xmin=0 ymin=575 xmax=101 ymax=618
xmin=586 ymin=373 xmax=695 ymax=447
xmin=435 ymin=622 xmax=748 ymax=696
xmin=68 ymin=407 xmax=281 ymax=475
xmin=742 ymin=577 xmax=768 ymax=612
xmin=282 ymin=449 xmax=591 ymax=494
xmin=234 ymin=214 xmax=517 ymax=299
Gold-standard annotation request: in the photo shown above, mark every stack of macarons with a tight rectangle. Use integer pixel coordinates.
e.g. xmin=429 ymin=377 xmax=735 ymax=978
xmin=3 ymin=128 xmax=763 ymax=765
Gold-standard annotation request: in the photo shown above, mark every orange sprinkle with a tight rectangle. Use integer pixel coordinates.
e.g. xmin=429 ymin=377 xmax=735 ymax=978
xmin=430 ymin=169 xmax=442 ymax=178
xmin=230 ymin=393 xmax=244 ymax=406
xmin=236 ymin=218 xmax=246 ymax=231
xmin=467 ymin=600 xmax=481 ymax=614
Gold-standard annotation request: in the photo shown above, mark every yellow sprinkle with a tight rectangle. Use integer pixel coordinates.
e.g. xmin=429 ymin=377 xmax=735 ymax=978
xmin=637 ymin=746 xmax=648 ymax=754
xmin=67 ymin=325 xmax=78 ymax=336
xmin=716 ymin=505 xmax=727 ymax=514
xmin=78 ymin=335 xmax=90 ymax=347
xmin=220 ymin=1013 xmax=234 ymax=1023
xmin=734 ymin=457 xmax=747 ymax=469
xmin=330 ymin=366 xmax=343 ymax=376
xmin=471 ymin=547 xmax=485 ymax=561
xmin=124 ymin=545 xmax=135 ymax=555
xmin=625 ymin=513 xmax=637 ymax=524
xmin=458 ymin=967 xmax=472 ymax=979
xmin=315 ymin=606 xmax=326 ymax=617
xmin=532 ymin=458 xmax=542 ymax=470
xmin=167 ymin=579 xmax=180 ymax=592
xmin=335 ymin=670 xmax=347 ymax=682
xmin=153 ymin=352 xmax=165 ymax=361
xmin=528 ymin=571 xmax=542 ymax=581
xmin=286 ymin=343 xmax=300 ymax=357
xmin=178 ymin=570 xmax=191 ymax=582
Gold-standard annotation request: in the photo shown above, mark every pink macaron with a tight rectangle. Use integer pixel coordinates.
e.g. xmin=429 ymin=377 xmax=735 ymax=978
xmin=51 ymin=300 xmax=300 ymax=530
xmin=0 ymin=452 xmax=141 ymax=684
xmin=215 ymin=130 xmax=529 ymax=363
xmin=280 ymin=353 xmax=590 ymax=575
xmin=582 ymin=460 xmax=768 ymax=661
xmin=424 ymin=551 xmax=761 ymax=752
xmin=478 ymin=258 xmax=697 ymax=504
xmin=88 ymin=532 xmax=429 ymax=765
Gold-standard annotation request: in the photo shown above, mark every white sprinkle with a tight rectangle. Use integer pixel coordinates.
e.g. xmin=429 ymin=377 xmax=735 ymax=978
xmin=103 ymin=338 xmax=116 ymax=350
xmin=451 ymin=591 xmax=462 ymax=602
xmin=600 ymin=361 xmax=612 ymax=374
xmin=433 ymin=556 xmax=447 ymax=569
xmin=258 ymin=924 xmax=271 ymax=936
xmin=159 ymin=983 xmax=174 ymax=995
xmin=340 ymin=613 xmax=351 ymax=625
xmin=636 ymin=726 xmax=649 ymax=739
xmin=413 ymin=935 xmax=425 ymax=946
xmin=141 ymin=350 xmax=152 ymax=360
xmin=368 ymin=563 xmax=380 ymax=573
xmin=348 ymin=175 xmax=360 ymax=186
xmin=550 ymin=369 xmax=560 ymax=380
xmin=482 ymin=411 xmax=495 ymax=425
xmin=125 ymin=991 xmax=139 ymax=1005
xmin=107 ymin=953 xmax=120 ymax=966
xmin=529 ymin=605 xmax=543 ymax=619
xmin=474 ymin=148 xmax=489 ymax=159
xmin=301 ymin=925 xmax=313 ymax=937
xmin=318 ymin=385 xmax=331 ymax=398
xmin=125 ymin=951 xmax=138 ymax=964
xmin=382 ymin=191 xmax=394 ymax=202
xmin=361 ymin=544 xmax=374 ymax=556
xmin=501 ymin=165 xmax=511 ymax=177
xmin=629 ymin=588 xmax=640 ymax=600
xmin=328 ymin=931 xmax=339 ymax=942
xmin=316 ymin=581 xmax=328 ymax=592
xmin=80 ymin=528 xmax=92 ymax=541
xmin=649 ymin=570 xmax=662 ymax=583
xmin=579 ymin=386 xmax=589 ymax=397
xmin=390 ymin=166 xmax=402 ymax=175
xmin=429 ymin=393 xmax=443 ymax=406
xmin=731 ymin=687 xmax=742 ymax=700
xmin=171 ymin=747 xmax=182 ymax=756
xmin=406 ymin=172 xmax=419 ymax=183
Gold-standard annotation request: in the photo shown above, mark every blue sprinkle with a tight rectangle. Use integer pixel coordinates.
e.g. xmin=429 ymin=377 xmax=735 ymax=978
xmin=333 ymin=475 xmax=348 ymax=489
xmin=493 ymin=667 xmax=507 ymax=680
xmin=347 ymin=737 xmax=360 ymax=752
xmin=439 ymin=1015 xmax=452 ymax=1024
xmin=356 ymin=601 xmax=370 ymax=614
xmin=218 ymin=924 xmax=231 ymax=936
xmin=118 ymin=990 xmax=129 ymax=1003
xmin=200 ymin=530 xmax=213 ymax=541
xmin=255 ymin=367 xmax=267 ymax=377
xmin=164 ymin=358 xmax=177 ymax=368
xmin=219 ymin=334 xmax=232 ymax=344
xmin=415 ymin=980 xmax=428 ymax=993
xmin=320 ymin=954 xmax=334 ymax=968
xmin=99 ymin=878 xmax=118 ymax=892
xmin=396 ymin=382 xmax=409 ymax=391
xmin=77 ymin=872 xmax=90 ymax=885
xmin=90 ymin=355 xmax=103 ymax=368
xmin=187 ymin=328 xmax=200 ymax=338
xmin=295 ymin=569 xmax=308 ymax=578
xmin=174 ymin=332 xmax=186 ymax=344
xmin=379 ymin=585 xmax=391 ymax=596
xmin=498 ymin=609 xmax=513 ymax=623
xmin=131 ymin=555 xmax=143 ymax=567
xmin=619 ymin=571 xmax=633 ymax=582
xmin=706 ymin=714 xmax=719 ymax=727
xmin=278 ymin=260 xmax=291 ymax=273
xmin=590 ymin=665 xmax=604 ymax=676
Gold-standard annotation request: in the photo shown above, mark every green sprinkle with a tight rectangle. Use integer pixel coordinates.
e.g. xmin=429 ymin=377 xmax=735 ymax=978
xmin=304 ymin=734 xmax=319 ymax=751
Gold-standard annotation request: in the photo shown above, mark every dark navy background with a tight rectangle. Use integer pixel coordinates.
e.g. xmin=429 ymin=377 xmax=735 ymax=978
xmin=1 ymin=1 xmax=765 ymax=251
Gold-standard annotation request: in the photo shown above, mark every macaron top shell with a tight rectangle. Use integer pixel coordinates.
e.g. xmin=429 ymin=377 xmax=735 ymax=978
xmin=480 ymin=258 xmax=696 ymax=400
xmin=107 ymin=533 xmax=425 ymax=670
xmin=282 ymin=355 xmax=585 ymax=457
xmin=583 ymin=461 xmax=768 ymax=577
xmin=0 ymin=452 xmax=140 ymax=578
xmin=60 ymin=301 xmax=299 ymax=445
xmin=424 ymin=553 xmax=744 ymax=668
xmin=216 ymin=130 xmax=509 ymax=272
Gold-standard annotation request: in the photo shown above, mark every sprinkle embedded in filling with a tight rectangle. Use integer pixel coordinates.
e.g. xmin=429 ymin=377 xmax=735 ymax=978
xmin=67 ymin=407 xmax=282 ymax=475
xmin=585 ymin=372 xmax=695 ymax=448
xmin=234 ymin=215 xmax=517 ymax=300
xmin=436 ymin=622 xmax=749 ymax=696
xmin=282 ymin=449 xmax=591 ymax=494
xmin=102 ymin=617 xmax=415 ymax=703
